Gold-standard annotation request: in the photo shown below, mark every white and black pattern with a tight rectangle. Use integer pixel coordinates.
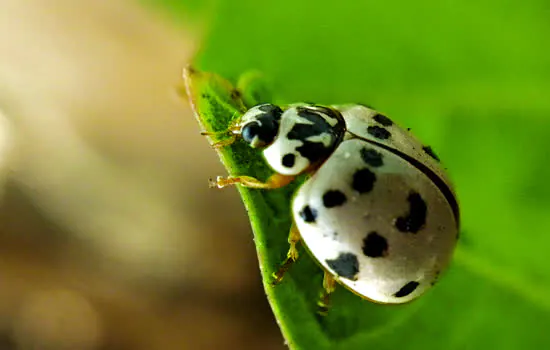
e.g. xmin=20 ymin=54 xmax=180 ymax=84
xmin=261 ymin=105 xmax=345 ymax=175
xmin=334 ymin=104 xmax=457 ymax=212
xmin=292 ymin=139 xmax=458 ymax=304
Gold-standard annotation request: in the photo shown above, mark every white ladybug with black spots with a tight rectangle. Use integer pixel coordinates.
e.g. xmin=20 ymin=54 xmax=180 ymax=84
xmin=207 ymin=102 xmax=459 ymax=312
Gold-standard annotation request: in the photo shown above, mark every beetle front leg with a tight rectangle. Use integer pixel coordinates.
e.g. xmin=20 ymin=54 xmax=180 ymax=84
xmin=210 ymin=173 xmax=295 ymax=190
xmin=200 ymin=131 xmax=238 ymax=149
xmin=200 ymin=116 xmax=242 ymax=149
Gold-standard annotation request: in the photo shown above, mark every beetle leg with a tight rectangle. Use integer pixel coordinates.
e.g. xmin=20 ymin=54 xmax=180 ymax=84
xmin=200 ymin=132 xmax=237 ymax=148
xmin=200 ymin=113 xmax=242 ymax=149
xmin=271 ymin=224 xmax=301 ymax=285
xmin=210 ymin=173 xmax=295 ymax=189
xmin=317 ymin=271 xmax=337 ymax=316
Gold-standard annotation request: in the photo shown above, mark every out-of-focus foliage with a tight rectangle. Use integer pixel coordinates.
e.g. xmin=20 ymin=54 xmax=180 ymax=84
xmin=166 ymin=0 xmax=550 ymax=349
xmin=0 ymin=1 xmax=281 ymax=349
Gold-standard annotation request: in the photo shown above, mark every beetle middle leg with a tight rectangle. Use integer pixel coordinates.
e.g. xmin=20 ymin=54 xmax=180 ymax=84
xmin=271 ymin=224 xmax=301 ymax=285
xmin=317 ymin=271 xmax=337 ymax=316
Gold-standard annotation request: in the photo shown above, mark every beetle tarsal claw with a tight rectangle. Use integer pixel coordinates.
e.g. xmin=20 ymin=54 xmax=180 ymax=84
xmin=208 ymin=176 xmax=226 ymax=189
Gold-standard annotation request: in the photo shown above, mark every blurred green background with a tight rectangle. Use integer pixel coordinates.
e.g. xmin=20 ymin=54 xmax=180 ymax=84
xmin=0 ymin=0 xmax=548 ymax=349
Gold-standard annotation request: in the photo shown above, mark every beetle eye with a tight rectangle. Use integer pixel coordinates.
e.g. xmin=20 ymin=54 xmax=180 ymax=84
xmin=240 ymin=104 xmax=283 ymax=148
xmin=241 ymin=118 xmax=277 ymax=148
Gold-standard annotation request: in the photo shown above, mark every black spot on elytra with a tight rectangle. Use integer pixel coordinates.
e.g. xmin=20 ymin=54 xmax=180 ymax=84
xmin=282 ymin=153 xmax=296 ymax=168
xmin=326 ymin=253 xmax=359 ymax=280
xmin=367 ymin=126 xmax=391 ymax=140
xmin=369 ymin=139 xmax=459 ymax=226
xmin=299 ymin=205 xmax=317 ymax=223
xmin=362 ymin=232 xmax=388 ymax=258
xmin=395 ymin=192 xmax=427 ymax=233
xmin=373 ymin=113 xmax=393 ymax=126
xmin=323 ymin=190 xmax=347 ymax=208
xmin=352 ymin=168 xmax=376 ymax=194
xmin=360 ymin=148 xmax=384 ymax=167
xmin=394 ymin=281 xmax=419 ymax=297
xmin=422 ymin=146 xmax=440 ymax=162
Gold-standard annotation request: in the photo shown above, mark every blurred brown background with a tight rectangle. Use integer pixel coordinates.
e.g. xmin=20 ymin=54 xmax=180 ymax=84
xmin=0 ymin=0 xmax=283 ymax=349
